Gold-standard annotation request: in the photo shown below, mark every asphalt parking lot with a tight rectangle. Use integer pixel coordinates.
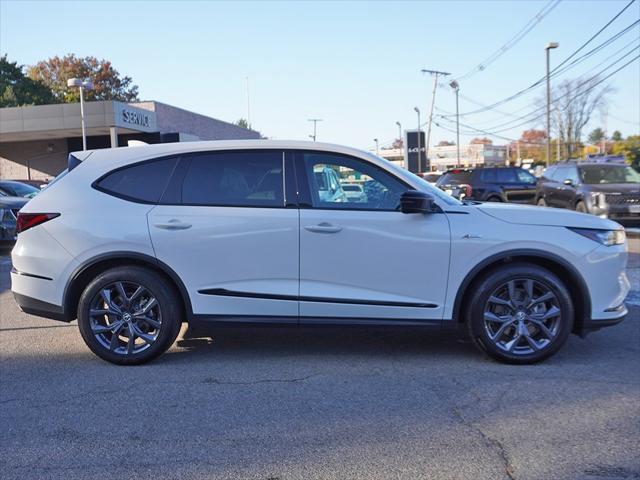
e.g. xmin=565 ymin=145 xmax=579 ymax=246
xmin=1 ymin=239 xmax=639 ymax=480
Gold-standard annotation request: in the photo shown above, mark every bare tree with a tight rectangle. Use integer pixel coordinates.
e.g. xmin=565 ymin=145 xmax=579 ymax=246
xmin=548 ymin=77 xmax=612 ymax=158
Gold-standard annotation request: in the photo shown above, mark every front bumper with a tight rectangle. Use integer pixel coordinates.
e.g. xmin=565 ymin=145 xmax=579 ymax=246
xmin=591 ymin=203 xmax=640 ymax=226
xmin=578 ymin=304 xmax=628 ymax=337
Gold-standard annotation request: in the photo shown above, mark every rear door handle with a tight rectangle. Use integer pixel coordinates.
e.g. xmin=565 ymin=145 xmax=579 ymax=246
xmin=304 ymin=222 xmax=343 ymax=234
xmin=153 ymin=219 xmax=192 ymax=230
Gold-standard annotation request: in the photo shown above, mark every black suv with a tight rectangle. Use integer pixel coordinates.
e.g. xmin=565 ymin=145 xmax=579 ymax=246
xmin=536 ymin=162 xmax=640 ymax=226
xmin=435 ymin=167 xmax=537 ymax=203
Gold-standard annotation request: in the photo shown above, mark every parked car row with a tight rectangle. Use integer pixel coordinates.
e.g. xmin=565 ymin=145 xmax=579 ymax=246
xmin=434 ymin=163 xmax=640 ymax=226
xmin=0 ymin=180 xmax=45 ymax=246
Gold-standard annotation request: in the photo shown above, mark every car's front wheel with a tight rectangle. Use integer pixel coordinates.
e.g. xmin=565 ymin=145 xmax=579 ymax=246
xmin=77 ymin=266 xmax=183 ymax=365
xmin=466 ymin=263 xmax=573 ymax=364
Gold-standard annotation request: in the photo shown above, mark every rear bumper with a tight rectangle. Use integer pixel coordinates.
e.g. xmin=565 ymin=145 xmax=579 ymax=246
xmin=13 ymin=292 xmax=71 ymax=322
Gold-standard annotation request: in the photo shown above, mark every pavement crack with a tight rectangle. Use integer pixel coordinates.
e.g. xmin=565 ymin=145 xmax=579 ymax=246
xmin=201 ymin=374 xmax=317 ymax=386
xmin=452 ymin=406 xmax=516 ymax=480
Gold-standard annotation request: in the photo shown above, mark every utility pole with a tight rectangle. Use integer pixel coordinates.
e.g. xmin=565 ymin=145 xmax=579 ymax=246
xmin=421 ymin=68 xmax=450 ymax=165
xmin=556 ymin=108 xmax=561 ymax=162
xmin=414 ymin=107 xmax=421 ymax=172
xmin=246 ymin=76 xmax=251 ymax=128
xmin=601 ymin=107 xmax=608 ymax=155
xmin=545 ymin=42 xmax=559 ymax=166
xmin=308 ymin=118 xmax=322 ymax=141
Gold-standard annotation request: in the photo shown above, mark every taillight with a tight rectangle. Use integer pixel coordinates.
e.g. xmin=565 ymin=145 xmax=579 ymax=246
xmin=16 ymin=213 xmax=60 ymax=234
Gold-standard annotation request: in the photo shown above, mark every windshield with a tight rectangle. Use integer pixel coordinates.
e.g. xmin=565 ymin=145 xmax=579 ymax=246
xmin=1 ymin=182 xmax=39 ymax=198
xmin=579 ymin=165 xmax=640 ymax=184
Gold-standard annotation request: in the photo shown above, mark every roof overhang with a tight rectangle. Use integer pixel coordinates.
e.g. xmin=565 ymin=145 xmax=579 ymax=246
xmin=0 ymin=101 xmax=158 ymax=143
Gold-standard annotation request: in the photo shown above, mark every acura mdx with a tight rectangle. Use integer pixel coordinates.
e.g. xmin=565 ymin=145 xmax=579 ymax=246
xmin=11 ymin=141 xmax=629 ymax=365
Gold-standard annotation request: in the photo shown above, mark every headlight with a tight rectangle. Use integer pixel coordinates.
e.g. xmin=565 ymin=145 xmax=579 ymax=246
xmin=568 ymin=227 xmax=626 ymax=246
xmin=589 ymin=192 xmax=607 ymax=208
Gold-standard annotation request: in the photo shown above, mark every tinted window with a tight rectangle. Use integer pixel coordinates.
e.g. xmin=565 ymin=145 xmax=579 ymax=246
xmin=302 ymin=152 xmax=407 ymax=210
xmin=480 ymin=169 xmax=497 ymax=182
xmin=579 ymin=165 xmax=640 ymax=184
xmin=516 ymin=169 xmax=537 ymax=184
xmin=495 ymin=169 xmax=517 ymax=183
xmin=96 ymin=157 xmax=178 ymax=203
xmin=181 ymin=150 xmax=284 ymax=207
xmin=550 ymin=167 xmax=568 ymax=182
xmin=437 ymin=171 xmax=474 ymax=185
xmin=542 ymin=166 xmax=556 ymax=180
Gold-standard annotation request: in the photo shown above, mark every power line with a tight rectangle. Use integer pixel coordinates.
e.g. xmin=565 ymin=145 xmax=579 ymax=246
xmin=552 ymin=0 xmax=638 ymax=72
xmin=437 ymin=53 xmax=640 ymax=138
xmin=455 ymin=0 xmax=562 ymax=81
xmin=444 ymin=1 xmax=639 ymax=118
xmin=441 ymin=44 xmax=640 ymax=134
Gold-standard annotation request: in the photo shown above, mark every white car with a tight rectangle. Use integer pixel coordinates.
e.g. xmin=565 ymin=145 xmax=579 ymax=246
xmin=341 ymin=183 xmax=367 ymax=202
xmin=11 ymin=140 xmax=629 ymax=365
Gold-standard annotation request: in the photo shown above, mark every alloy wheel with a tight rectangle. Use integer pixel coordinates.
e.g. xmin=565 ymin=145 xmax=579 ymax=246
xmin=483 ymin=278 xmax=562 ymax=355
xmin=88 ymin=281 xmax=162 ymax=356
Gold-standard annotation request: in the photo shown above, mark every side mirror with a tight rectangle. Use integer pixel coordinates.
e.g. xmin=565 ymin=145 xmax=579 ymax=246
xmin=563 ymin=179 xmax=574 ymax=186
xmin=400 ymin=190 xmax=437 ymax=214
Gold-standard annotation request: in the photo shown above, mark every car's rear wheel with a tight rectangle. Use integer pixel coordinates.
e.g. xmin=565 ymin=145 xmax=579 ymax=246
xmin=486 ymin=195 xmax=503 ymax=202
xmin=466 ymin=263 xmax=573 ymax=364
xmin=77 ymin=266 xmax=182 ymax=365
xmin=537 ymin=197 xmax=546 ymax=207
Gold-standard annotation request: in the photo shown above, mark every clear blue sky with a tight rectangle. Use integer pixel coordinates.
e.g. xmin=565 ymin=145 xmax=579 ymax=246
xmin=1 ymin=0 xmax=639 ymax=150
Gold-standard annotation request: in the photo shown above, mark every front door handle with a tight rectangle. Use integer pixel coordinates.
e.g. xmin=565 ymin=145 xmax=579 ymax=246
xmin=304 ymin=222 xmax=343 ymax=234
xmin=153 ymin=219 xmax=192 ymax=231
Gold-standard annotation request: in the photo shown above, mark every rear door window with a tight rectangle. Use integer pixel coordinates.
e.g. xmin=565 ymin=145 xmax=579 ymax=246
xmin=180 ymin=150 xmax=284 ymax=207
xmin=95 ymin=156 xmax=179 ymax=203
xmin=495 ymin=169 xmax=517 ymax=183
xmin=480 ymin=169 xmax=497 ymax=182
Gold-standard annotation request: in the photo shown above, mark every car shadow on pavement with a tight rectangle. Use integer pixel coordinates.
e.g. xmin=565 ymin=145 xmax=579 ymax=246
xmin=167 ymin=325 xmax=482 ymax=363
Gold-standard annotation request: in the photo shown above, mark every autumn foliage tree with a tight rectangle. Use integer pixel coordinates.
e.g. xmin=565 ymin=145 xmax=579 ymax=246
xmin=470 ymin=137 xmax=492 ymax=145
xmin=0 ymin=55 xmax=54 ymax=107
xmin=27 ymin=54 xmax=139 ymax=103
xmin=509 ymin=129 xmax=546 ymax=164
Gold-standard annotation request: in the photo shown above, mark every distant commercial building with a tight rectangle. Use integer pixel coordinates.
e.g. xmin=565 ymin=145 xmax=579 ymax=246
xmin=376 ymin=143 xmax=508 ymax=171
xmin=0 ymin=100 xmax=260 ymax=180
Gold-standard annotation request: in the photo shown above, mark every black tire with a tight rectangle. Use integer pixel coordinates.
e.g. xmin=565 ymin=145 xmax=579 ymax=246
xmin=486 ymin=195 xmax=503 ymax=202
xmin=575 ymin=201 xmax=588 ymax=213
xmin=466 ymin=263 xmax=573 ymax=364
xmin=78 ymin=266 xmax=183 ymax=365
xmin=537 ymin=197 xmax=546 ymax=207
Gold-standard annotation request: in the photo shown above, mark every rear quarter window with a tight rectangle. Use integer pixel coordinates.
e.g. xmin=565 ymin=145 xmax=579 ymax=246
xmin=95 ymin=156 xmax=179 ymax=203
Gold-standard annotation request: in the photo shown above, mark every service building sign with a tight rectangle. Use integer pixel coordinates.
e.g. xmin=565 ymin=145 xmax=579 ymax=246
xmin=404 ymin=130 xmax=428 ymax=173
xmin=113 ymin=103 xmax=157 ymax=132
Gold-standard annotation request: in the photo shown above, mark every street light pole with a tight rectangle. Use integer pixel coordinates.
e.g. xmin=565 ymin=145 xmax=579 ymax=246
xmin=67 ymin=78 xmax=94 ymax=151
xmin=545 ymin=42 xmax=558 ymax=166
xmin=308 ymin=118 xmax=322 ymax=141
xmin=449 ymin=80 xmax=460 ymax=166
xmin=414 ymin=107 xmax=421 ymax=173
xmin=374 ymin=138 xmax=379 ymax=156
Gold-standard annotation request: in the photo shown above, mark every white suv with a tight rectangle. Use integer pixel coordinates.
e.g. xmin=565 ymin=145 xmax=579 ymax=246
xmin=11 ymin=141 xmax=629 ymax=365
